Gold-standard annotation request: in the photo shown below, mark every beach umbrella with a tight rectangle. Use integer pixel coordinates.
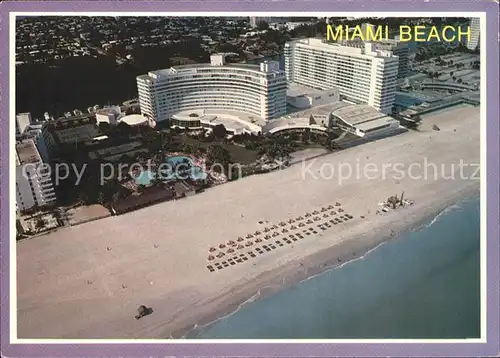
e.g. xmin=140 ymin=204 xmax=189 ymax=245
xmin=209 ymin=247 xmax=216 ymax=252
xmin=237 ymin=244 xmax=244 ymax=250
xmin=255 ymin=238 xmax=263 ymax=243
xmin=227 ymin=248 xmax=235 ymax=253
xmin=245 ymin=241 xmax=253 ymax=247
xmin=219 ymin=244 xmax=226 ymax=249
xmin=208 ymin=255 xmax=215 ymax=261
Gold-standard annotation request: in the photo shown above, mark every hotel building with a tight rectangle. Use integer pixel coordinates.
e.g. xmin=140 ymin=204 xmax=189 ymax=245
xmin=137 ymin=54 xmax=287 ymax=124
xmin=284 ymin=38 xmax=399 ymax=113
xmin=15 ymin=139 xmax=56 ymax=212
xmin=336 ymin=37 xmax=409 ymax=79
xmin=467 ymin=17 xmax=480 ymax=51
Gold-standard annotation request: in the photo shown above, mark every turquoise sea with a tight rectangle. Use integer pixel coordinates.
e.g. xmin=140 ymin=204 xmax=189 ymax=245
xmin=187 ymin=195 xmax=481 ymax=339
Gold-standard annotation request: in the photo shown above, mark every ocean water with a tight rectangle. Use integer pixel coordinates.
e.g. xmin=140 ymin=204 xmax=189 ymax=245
xmin=187 ymin=195 xmax=480 ymax=339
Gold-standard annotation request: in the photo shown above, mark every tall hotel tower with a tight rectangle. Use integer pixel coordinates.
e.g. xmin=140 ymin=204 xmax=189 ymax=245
xmin=284 ymin=38 xmax=399 ymax=114
xmin=137 ymin=54 xmax=287 ymax=123
xmin=466 ymin=17 xmax=480 ymax=51
xmin=15 ymin=139 xmax=56 ymax=211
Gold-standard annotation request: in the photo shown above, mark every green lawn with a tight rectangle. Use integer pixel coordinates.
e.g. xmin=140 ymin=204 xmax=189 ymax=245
xmin=179 ymin=135 xmax=259 ymax=165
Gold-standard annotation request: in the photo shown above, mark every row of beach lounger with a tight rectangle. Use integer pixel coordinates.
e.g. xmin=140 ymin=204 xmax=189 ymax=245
xmin=206 ymin=211 xmax=355 ymax=272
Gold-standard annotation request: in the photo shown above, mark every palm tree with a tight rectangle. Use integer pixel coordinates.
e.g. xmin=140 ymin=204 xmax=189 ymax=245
xmin=97 ymin=192 xmax=106 ymax=205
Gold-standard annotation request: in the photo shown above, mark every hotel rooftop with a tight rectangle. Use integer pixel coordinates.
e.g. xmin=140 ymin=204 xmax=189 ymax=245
xmin=290 ymin=38 xmax=398 ymax=58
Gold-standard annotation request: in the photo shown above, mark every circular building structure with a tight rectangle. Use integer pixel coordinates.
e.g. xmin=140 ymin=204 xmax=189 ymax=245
xmin=118 ymin=114 xmax=150 ymax=127
xmin=136 ymin=54 xmax=287 ymax=124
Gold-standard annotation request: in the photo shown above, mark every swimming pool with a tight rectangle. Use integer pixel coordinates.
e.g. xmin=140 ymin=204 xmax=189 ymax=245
xmin=134 ymin=156 xmax=207 ymax=185
xmin=135 ymin=170 xmax=155 ymax=186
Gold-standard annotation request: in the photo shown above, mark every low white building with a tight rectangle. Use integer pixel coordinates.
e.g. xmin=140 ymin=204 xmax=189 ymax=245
xmin=287 ymin=84 xmax=340 ymax=109
xmin=329 ymin=102 xmax=400 ymax=137
xmin=15 ymin=139 xmax=56 ymax=212
xmin=96 ymin=106 xmax=123 ymax=125
xmin=16 ymin=112 xmax=32 ymax=136
xmin=263 ymin=101 xmax=400 ymax=138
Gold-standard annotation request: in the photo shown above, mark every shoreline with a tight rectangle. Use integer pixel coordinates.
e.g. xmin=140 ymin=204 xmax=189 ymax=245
xmin=16 ymin=106 xmax=481 ymax=339
xmin=172 ymin=186 xmax=480 ymax=339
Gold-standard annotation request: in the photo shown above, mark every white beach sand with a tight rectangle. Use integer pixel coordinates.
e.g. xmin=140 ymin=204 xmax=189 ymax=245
xmin=16 ymin=106 xmax=481 ymax=339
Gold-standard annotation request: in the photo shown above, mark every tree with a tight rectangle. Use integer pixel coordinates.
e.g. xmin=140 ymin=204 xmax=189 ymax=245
xmin=116 ymin=121 xmax=132 ymax=136
xmin=212 ymin=124 xmax=227 ymax=140
xmin=35 ymin=217 xmax=46 ymax=230
xmin=98 ymin=121 xmax=111 ymax=133
xmin=301 ymin=130 xmax=311 ymax=143
xmin=206 ymin=144 xmax=231 ymax=173
xmin=257 ymin=21 xmax=269 ymax=31
xmin=97 ymin=191 xmax=106 ymax=205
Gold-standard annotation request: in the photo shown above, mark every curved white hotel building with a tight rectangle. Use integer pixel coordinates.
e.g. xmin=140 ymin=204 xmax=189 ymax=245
xmin=284 ymin=38 xmax=399 ymax=114
xmin=137 ymin=54 xmax=287 ymax=124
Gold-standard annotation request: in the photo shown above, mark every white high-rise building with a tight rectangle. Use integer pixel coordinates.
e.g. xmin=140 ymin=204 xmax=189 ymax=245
xmin=15 ymin=139 xmax=56 ymax=212
xmin=137 ymin=54 xmax=287 ymax=123
xmin=22 ymin=122 xmax=55 ymax=163
xmin=249 ymin=17 xmax=272 ymax=28
xmin=285 ymin=38 xmax=399 ymax=113
xmin=467 ymin=17 xmax=480 ymax=51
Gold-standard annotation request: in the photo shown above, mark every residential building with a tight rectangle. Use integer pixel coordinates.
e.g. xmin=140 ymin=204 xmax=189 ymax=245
xmin=467 ymin=17 xmax=480 ymax=50
xmin=23 ymin=122 xmax=55 ymax=163
xmin=249 ymin=17 xmax=272 ymax=28
xmin=284 ymin=38 xmax=399 ymax=113
xmin=15 ymin=139 xmax=56 ymax=212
